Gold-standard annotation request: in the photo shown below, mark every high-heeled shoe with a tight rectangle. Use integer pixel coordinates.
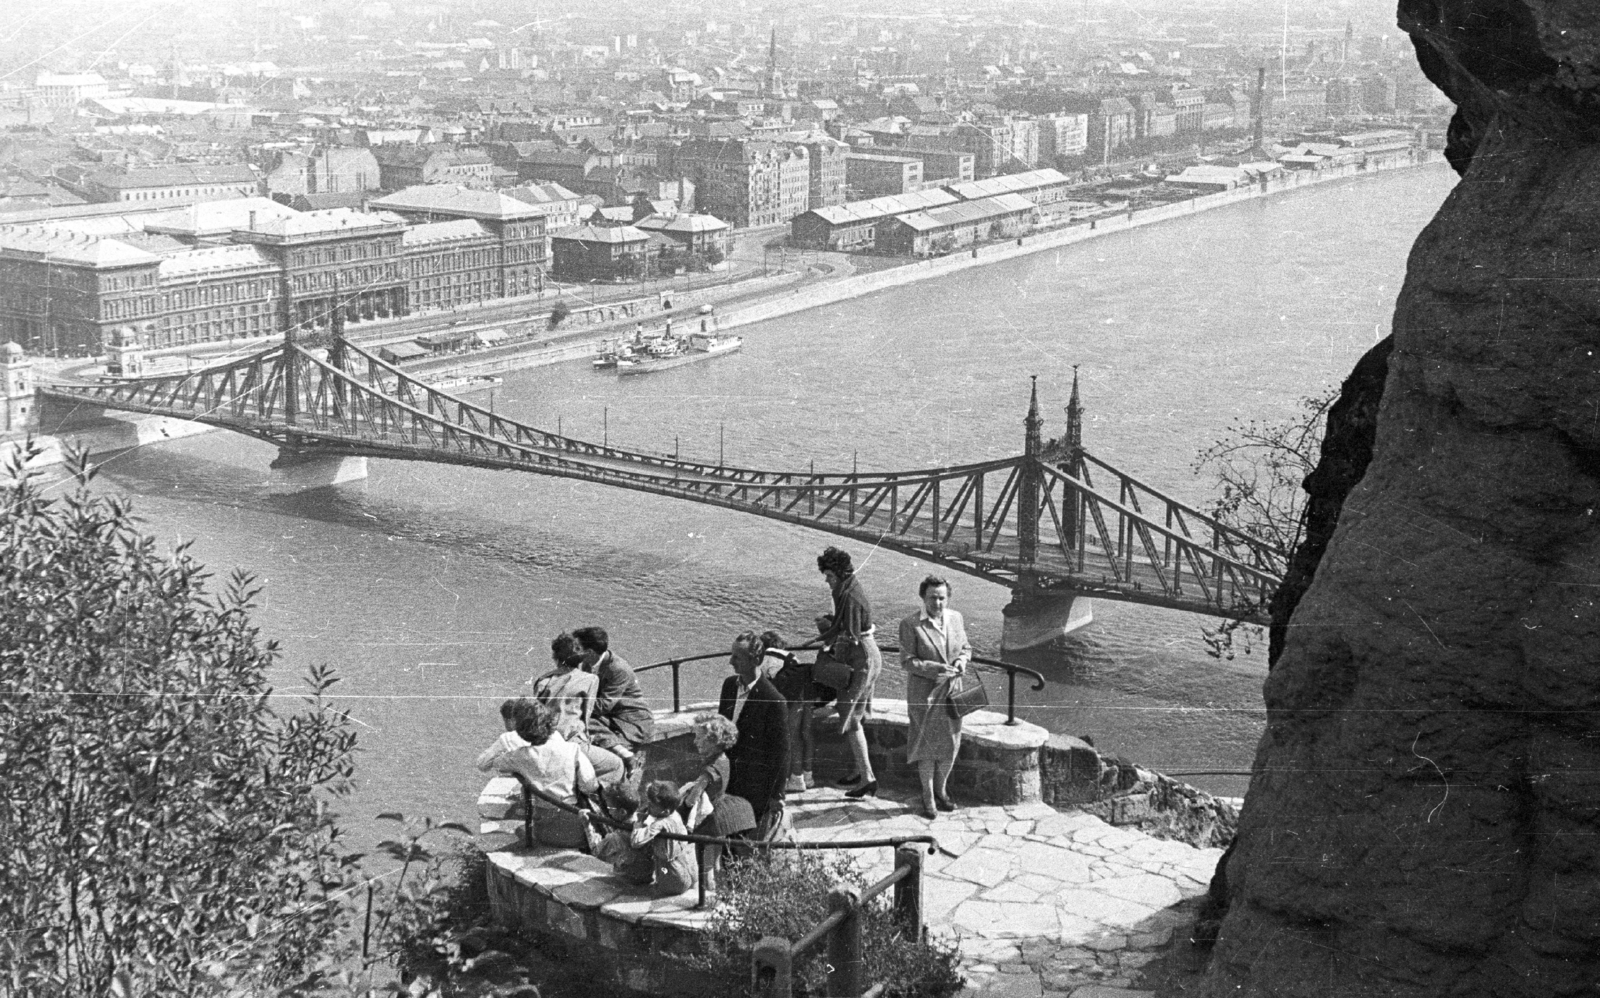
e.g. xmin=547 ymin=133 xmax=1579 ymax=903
xmin=836 ymin=772 xmax=864 ymax=787
xmin=935 ymin=797 xmax=956 ymax=812
xmin=919 ymin=798 xmax=938 ymax=819
xmin=843 ymin=780 xmax=878 ymax=799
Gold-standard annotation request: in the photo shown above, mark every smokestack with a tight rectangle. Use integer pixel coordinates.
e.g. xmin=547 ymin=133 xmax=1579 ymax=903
xmin=1253 ymin=67 xmax=1266 ymax=149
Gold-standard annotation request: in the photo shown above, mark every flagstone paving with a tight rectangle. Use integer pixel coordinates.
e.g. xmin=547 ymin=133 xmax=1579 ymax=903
xmin=788 ymin=786 xmax=1218 ymax=996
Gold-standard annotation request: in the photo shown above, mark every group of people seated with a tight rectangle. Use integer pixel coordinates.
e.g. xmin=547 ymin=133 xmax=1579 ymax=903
xmin=475 ymin=547 xmax=980 ymax=904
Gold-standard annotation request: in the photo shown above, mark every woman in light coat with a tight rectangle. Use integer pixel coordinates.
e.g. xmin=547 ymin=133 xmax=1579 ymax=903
xmin=897 ymin=574 xmax=972 ymax=818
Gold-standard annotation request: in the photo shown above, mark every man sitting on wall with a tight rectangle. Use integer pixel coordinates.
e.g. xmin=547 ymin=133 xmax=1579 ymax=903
xmin=574 ymin=626 xmax=655 ymax=775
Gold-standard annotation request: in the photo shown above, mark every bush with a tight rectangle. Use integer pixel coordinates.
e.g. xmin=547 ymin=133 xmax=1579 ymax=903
xmin=549 ymin=301 xmax=571 ymax=328
xmin=0 ymin=447 xmax=362 ymax=997
xmin=1192 ymin=386 xmax=1337 ymax=658
xmin=682 ymin=852 xmax=962 ymax=998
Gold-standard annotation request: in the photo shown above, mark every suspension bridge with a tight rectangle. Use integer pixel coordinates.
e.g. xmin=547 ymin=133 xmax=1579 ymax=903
xmin=37 ymin=332 xmax=1286 ymax=628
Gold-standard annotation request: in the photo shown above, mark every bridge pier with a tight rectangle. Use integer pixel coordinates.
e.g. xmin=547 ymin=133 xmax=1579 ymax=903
xmin=1001 ymin=590 xmax=1093 ymax=651
xmin=269 ymin=449 xmax=368 ymax=492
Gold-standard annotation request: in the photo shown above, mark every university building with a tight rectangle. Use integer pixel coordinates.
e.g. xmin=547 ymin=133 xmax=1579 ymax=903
xmin=0 ymin=191 xmax=548 ymax=355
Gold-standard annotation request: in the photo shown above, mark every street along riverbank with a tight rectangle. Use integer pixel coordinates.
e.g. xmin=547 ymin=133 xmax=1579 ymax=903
xmin=410 ymin=151 xmax=1448 ymax=381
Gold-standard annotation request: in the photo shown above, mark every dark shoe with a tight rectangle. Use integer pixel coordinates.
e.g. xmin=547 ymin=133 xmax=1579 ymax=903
xmin=919 ymin=798 xmax=938 ymax=820
xmin=836 ymin=772 xmax=864 ymax=787
xmin=935 ymin=797 xmax=956 ymax=813
xmin=843 ymin=780 xmax=878 ymax=799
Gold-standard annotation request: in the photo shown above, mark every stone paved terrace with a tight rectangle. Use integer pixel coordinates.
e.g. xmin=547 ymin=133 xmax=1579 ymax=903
xmin=481 ymin=777 xmax=1222 ymax=997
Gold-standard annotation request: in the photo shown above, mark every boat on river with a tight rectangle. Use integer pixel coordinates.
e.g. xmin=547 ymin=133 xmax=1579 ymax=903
xmin=616 ymin=333 xmax=742 ymax=376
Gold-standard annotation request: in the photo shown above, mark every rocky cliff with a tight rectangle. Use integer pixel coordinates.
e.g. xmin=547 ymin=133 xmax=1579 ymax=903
xmin=1200 ymin=3 xmax=1600 ymax=994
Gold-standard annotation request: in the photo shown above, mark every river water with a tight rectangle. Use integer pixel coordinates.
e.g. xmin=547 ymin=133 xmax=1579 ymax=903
xmin=80 ymin=163 xmax=1457 ymax=837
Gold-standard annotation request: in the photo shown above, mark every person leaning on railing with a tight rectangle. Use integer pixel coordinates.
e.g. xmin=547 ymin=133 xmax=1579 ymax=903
xmin=760 ymin=629 xmax=819 ymax=793
xmin=479 ymin=700 xmax=600 ymax=849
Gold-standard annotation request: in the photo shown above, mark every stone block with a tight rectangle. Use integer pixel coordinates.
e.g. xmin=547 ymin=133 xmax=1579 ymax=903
xmin=1039 ymin=735 xmax=1104 ymax=807
xmin=546 ymin=901 xmax=585 ymax=940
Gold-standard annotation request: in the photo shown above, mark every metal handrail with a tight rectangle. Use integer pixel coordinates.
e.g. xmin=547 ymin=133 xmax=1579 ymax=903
xmin=635 ymin=645 xmax=1047 ymax=725
xmin=509 ymin=774 xmax=936 ymax=912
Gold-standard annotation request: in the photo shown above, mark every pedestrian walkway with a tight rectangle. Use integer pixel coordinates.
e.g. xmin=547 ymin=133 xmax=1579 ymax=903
xmin=787 ymin=786 xmax=1219 ymax=997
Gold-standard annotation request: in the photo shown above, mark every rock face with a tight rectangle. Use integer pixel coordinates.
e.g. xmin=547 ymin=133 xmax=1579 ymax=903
xmin=1201 ymin=3 xmax=1600 ymax=994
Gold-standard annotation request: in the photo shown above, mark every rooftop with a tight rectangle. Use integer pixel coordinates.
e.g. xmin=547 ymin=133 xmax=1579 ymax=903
xmin=802 ymin=188 xmax=959 ymax=226
xmin=234 ymin=207 xmax=403 ymax=242
xmin=944 ymin=168 xmax=1071 ymax=201
xmin=144 ymin=197 xmax=298 ymax=238
xmin=552 ymin=224 xmax=648 ymax=244
xmin=0 ymin=225 xmax=160 ymax=267
xmin=88 ymin=164 xmax=258 ymax=190
xmin=402 ymin=219 xmax=491 ymax=247
xmin=158 ymin=244 xmax=275 ymax=280
xmin=370 ymin=184 xmax=546 ymax=221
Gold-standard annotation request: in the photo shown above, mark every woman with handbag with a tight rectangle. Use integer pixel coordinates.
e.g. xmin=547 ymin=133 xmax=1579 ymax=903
xmin=897 ymin=574 xmax=975 ymax=819
xmin=814 ymin=546 xmax=882 ymax=799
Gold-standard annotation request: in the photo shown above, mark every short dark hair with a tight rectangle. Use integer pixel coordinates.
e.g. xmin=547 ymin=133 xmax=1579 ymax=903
xmin=918 ymin=574 xmax=951 ymax=597
xmin=573 ymin=626 xmax=609 ymax=654
xmin=499 ymin=698 xmax=520 ymax=720
xmin=816 ymin=545 xmax=853 ymax=576
xmin=514 ymin=701 xmax=559 ymax=746
xmin=644 ymin=780 xmax=682 ymax=812
xmin=604 ymin=782 xmax=641 ymax=814
xmin=551 ymin=632 xmax=581 ymax=664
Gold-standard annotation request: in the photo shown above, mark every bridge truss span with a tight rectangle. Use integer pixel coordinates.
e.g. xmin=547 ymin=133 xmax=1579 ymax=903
xmin=39 ymin=338 xmax=1286 ymax=621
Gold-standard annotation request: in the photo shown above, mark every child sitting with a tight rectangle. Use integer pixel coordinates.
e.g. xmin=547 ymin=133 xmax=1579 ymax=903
xmin=629 ymin=780 xmax=697 ymax=897
xmin=475 ymin=698 xmax=533 ymax=771
xmin=586 ymin=783 xmax=652 ymax=885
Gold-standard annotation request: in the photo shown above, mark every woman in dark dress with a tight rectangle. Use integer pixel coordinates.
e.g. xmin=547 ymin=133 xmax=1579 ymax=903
xmin=814 ymin=546 xmax=882 ymax=799
xmin=681 ymin=712 xmax=756 ymax=903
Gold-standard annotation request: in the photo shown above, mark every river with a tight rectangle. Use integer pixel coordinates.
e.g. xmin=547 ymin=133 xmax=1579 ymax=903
xmin=77 ymin=163 xmax=1458 ymax=839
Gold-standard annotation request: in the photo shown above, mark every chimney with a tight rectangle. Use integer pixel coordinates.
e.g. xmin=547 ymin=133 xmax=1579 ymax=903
xmin=248 ymin=210 xmax=257 ymax=230
xmin=1253 ymin=67 xmax=1266 ymax=149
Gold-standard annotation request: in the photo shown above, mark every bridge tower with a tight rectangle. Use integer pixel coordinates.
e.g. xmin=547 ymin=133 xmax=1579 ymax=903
xmin=268 ymin=285 xmax=368 ymax=492
xmin=1001 ymin=375 xmax=1093 ymax=651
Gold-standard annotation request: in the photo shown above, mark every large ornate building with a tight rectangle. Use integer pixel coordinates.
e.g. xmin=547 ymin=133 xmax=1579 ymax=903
xmin=0 ymin=192 xmax=548 ymax=355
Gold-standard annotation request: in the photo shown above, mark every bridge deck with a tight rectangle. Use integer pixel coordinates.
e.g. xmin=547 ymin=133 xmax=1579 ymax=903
xmin=38 ymin=339 xmax=1284 ymax=620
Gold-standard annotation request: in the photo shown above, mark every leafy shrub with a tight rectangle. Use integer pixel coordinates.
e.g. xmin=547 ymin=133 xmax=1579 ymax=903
xmin=549 ymin=301 xmax=572 ymax=328
xmin=0 ymin=447 xmax=362 ymax=997
xmin=683 ymin=851 xmax=962 ymax=998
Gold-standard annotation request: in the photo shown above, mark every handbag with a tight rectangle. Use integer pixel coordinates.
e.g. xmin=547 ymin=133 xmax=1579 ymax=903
xmin=944 ymin=668 xmax=990 ymax=718
xmin=810 ymin=648 xmax=854 ymax=693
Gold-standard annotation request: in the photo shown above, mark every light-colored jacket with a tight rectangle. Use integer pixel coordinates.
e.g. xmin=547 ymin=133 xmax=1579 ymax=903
xmin=898 ymin=608 xmax=972 ymax=680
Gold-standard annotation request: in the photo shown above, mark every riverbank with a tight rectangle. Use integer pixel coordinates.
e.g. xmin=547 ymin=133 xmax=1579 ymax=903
xmin=419 ymin=152 xmax=1447 ymax=380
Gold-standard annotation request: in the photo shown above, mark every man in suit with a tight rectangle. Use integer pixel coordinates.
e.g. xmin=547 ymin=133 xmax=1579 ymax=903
xmin=717 ymin=631 xmax=791 ymax=827
xmin=575 ymin=626 xmax=655 ymax=774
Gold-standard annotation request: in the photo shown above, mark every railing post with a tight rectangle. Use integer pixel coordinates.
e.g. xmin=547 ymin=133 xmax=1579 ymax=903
xmin=671 ymin=662 xmax=682 ymax=714
xmin=892 ymin=846 xmax=924 ymax=942
xmin=751 ymin=937 xmax=793 ymax=998
xmin=827 ymin=885 xmax=863 ymax=998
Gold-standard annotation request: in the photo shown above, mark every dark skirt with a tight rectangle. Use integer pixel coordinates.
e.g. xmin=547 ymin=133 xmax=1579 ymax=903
xmin=696 ymin=793 xmax=757 ymax=838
